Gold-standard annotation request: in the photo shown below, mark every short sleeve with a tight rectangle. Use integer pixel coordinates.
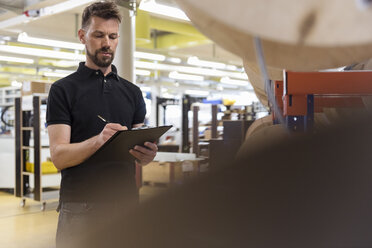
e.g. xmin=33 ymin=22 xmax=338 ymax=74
xmin=46 ymin=84 xmax=71 ymax=126
xmin=132 ymin=89 xmax=146 ymax=125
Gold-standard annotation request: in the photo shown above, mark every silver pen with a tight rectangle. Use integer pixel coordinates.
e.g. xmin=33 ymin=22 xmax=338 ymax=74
xmin=97 ymin=115 xmax=108 ymax=123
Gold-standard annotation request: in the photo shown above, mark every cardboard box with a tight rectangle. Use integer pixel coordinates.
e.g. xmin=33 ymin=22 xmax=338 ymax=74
xmin=142 ymin=160 xmax=200 ymax=185
xmin=22 ymin=81 xmax=51 ymax=96
xmin=142 ymin=161 xmax=182 ymax=185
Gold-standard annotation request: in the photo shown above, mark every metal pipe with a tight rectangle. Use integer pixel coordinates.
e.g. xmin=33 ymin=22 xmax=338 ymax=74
xmin=114 ymin=5 xmax=136 ymax=83
xmin=192 ymin=105 xmax=200 ymax=157
xmin=211 ymin=104 xmax=218 ymax=139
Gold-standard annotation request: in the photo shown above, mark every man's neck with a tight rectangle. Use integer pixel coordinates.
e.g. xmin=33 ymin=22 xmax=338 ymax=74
xmin=85 ymin=60 xmax=112 ymax=76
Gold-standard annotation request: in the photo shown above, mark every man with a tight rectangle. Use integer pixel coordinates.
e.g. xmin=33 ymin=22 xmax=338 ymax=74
xmin=46 ymin=1 xmax=157 ymax=247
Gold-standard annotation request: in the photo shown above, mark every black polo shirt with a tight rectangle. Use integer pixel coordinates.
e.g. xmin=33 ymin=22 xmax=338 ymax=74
xmin=47 ymin=62 xmax=146 ymax=202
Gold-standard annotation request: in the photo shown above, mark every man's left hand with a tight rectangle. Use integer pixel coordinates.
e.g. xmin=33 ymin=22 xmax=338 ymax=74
xmin=129 ymin=142 xmax=158 ymax=166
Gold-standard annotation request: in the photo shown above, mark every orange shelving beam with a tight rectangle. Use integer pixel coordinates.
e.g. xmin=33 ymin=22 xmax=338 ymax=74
xmin=279 ymin=71 xmax=372 ymax=131
xmin=285 ymin=71 xmax=372 ymax=95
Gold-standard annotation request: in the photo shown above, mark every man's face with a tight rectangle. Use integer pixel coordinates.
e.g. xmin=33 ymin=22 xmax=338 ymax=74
xmin=81 ymin=16 xmax=119 ymax=68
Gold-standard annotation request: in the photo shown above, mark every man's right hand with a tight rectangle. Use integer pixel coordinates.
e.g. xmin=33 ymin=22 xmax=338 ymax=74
xmin=95 ymin=123 xmax=128 ymax=149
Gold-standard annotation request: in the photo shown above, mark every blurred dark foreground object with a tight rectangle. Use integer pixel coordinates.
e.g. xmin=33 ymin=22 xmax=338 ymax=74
xmin=80 ymin=115 xmax=372 ymax=248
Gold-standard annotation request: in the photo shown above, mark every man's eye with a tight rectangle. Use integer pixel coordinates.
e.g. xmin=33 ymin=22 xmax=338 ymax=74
xmin=110 ymin=35 xmax=118 ymax=39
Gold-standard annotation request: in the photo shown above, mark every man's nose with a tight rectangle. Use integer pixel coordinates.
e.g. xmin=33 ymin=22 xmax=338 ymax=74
xmin=102 ymin=35 xmax=111 ymax=47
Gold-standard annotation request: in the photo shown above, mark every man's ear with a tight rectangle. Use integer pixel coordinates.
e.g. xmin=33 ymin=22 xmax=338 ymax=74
xmin=78 ymin=29 xmax=86 ymax=44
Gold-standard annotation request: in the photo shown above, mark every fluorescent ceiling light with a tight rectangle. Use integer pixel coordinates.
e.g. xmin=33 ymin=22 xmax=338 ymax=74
xmin=134 ymin=51 xmax=165 ymax=61
xmin=135 ymin=60 xmax=174 ymax=70
xmin=220 ymin=77 xmax=251 ymax=87
xmin=43 ymin=72 xmax=69 ymax=78
xmin=169 ymin=71 xmax=204 ymax=81
xmin=222 ymin=84 xmax=240 ymax=89
xmin=217 ymin=85 xmax=224 ymax=91
xmin=139 ymin=0 xmax=190 ymax=21
xmin=184 ymin=89 xmax=209 ymax=96
xmin=41 ymin=0 xmax=95 ymax=16
xmin=225 ymin=65 xmax=238 ymax=71
xmin=183 ymin=67 xmax=248 ymax=80
xmin=134 ymin=61 xmax=225 ymax=77
xmin=187 ymin=56 xmax=226 ymax=69
xmin=226 ymin=71 xmax=249 ymax=80
xmin=43 ymin=59 xmax=80 ymax=67
xmin=0 ymin=55 xmax=34 ymax=64
xmin=167 ymin=57 xmax=182 ymax=64
xmin=135 ymin=61 xmax=248 ymax=80
xmin=55 ymin=69 xmax=74 ymax=74
xmin=18 ymin=32 xmax=84 ymax=50
xmin=43 ymin=69 xmax=74 ymax=78
xmin=0 ymin=45 xmax=85 ymax=61
xmin=0 ymin=0 xmax=95 ymax=29
xmin=135 ymin=69 xmax=151 ymax=76
xmin=176 ymin=66 xmax=224 ymax=77
xmin=187 ymin=41 xmax=198 ymax=46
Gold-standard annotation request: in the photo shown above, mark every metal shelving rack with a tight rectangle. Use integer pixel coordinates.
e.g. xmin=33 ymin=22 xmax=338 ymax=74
xmin=14 ymin=95 xmax=58 ymax=211
xmin=0 ymin=86 xmax=21 ymax=107
xmin=273 ymin=71 xmax=372 ymax=131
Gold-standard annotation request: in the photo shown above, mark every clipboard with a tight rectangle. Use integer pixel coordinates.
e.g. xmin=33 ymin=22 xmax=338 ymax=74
xmin=86 ymin=125 xmax=173 ymax=163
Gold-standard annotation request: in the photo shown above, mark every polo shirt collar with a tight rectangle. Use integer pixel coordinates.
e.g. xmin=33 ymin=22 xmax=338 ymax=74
xmin=77 ymin=62 xmax=119 ymax=81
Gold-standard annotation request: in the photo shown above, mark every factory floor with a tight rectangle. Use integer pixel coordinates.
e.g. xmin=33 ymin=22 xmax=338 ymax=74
xmin=0 ymin=186 xmax=167 ymax=248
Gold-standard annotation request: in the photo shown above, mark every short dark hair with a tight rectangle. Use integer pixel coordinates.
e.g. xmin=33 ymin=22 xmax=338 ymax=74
xmin=81 ymin=1 xmax=122 ymax=29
